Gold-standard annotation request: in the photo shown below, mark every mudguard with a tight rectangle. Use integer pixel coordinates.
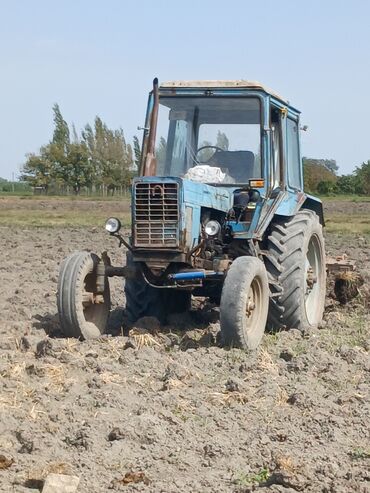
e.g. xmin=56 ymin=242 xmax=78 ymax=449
xmin=274 ymin=191 xmax=324 ymax=225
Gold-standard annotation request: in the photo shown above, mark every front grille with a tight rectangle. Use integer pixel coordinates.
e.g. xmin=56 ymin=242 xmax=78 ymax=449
xmin=134 ymin=182 xmax=179 ymax=247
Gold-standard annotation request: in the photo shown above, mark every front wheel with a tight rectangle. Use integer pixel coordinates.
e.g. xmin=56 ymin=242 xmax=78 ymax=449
xmin=57 ymin=251 xmax=110 ymax=339
xmin=220 ymin=256 xmax=269 ymax=350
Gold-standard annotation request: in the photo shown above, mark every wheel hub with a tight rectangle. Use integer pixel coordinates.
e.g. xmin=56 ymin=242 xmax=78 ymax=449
xmin=246 ymin=296 xmax=256 ymax=317
xmin=82 ymin=291 xmax=105 ymax=306
xmin=306 ymin=266 xmax=317 ymax=294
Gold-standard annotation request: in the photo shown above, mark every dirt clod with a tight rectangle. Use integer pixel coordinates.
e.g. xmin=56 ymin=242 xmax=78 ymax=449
xmin=112 ymin=471 xmax=150 ymax=486
xmin=334 ymin=271 xmax=364 ymax=304
xmin=108 ymin=427 xmax=124 ymax=441
xmin=19 ymin=336 xmax=31 ymax=351
xmin=279 ymin=349 xmax=294 ymax=362
xmin=0 ymin=455 xmax=14 ymax=470
xmin=15 ymin=431 xmax=34 ymax=454
xmin=35 ymin=338 xmax=54 ymax=358
xmin=64 ymin=430 xmax=89 ymax=450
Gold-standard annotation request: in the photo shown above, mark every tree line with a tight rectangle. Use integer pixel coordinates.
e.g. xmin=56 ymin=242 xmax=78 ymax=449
xmin=12 ymin=105 xmax=370 ymax=197
xmin=303 ymin=158 xmax=370 ymax=195
xmin=21 ymin=104 xmax=141 ymax=194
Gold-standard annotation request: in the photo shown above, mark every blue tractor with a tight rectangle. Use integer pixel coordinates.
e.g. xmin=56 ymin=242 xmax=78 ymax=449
xmin=57 ymin=79 xmax=326 ymax=349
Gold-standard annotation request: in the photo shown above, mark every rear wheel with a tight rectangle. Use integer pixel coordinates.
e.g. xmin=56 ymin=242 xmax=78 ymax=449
xmin=57 ymin=251 xmax=110 ymax=339
xmin=124 ymin=253 xmax=191 ymax=323
xmin=265 ymin=209 xmax=326 ymax=330
xmin=220 ymin=256 xmax=269 ymax=350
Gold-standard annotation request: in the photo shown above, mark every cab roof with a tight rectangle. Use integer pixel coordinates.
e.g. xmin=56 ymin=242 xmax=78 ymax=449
xmin=160 ymin=80 xmax=288 ymax=105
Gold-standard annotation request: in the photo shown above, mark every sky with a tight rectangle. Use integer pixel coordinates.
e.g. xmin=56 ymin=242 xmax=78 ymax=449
xmin=0 ymin=0 xmax=369 ymax=179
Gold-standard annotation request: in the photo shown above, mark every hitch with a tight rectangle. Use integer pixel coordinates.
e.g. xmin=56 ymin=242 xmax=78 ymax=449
xmin=326 ymin=255 xmax=356 ymax=274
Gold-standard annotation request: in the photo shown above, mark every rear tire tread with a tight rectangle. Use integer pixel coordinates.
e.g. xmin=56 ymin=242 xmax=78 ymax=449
xmin=265 ymin=209 xmax=325 ymax=331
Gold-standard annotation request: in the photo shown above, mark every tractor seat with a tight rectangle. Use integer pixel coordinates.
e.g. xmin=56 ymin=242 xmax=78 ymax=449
xmin=210 ymin=150 xmax=255 ymax=182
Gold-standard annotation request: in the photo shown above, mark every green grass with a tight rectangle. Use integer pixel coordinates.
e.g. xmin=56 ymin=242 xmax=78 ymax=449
xmin=324 ymin=214 xmax=370 ymax=235
xmin=0 ymin=194 xmax=368 ymax=233
xmin=320 ymin=194 xmax=370 ymax=202
xmin=233 ymin=468 xmax=270 ymax=486
xmin=0 ymin=209 xmax=131 ymax=228
xmin=0 ymin=190 xmax=33 ymax=197
xmin=0 ymin=193 xmax=130 ymax=201
xmin=320 ymin=196 xmax=370 ymax=234
xmin=349 ymin=448 xmax=370 ymax=460
xmin=317 ymin=307 xmax=369 ymax=356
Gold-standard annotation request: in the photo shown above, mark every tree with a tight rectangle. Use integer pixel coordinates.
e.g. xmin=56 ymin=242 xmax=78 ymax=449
xmin=23 ymin=103 xmax=135 ymax=194
xmin=321 ymin=159 xmax=338 ymax=174
xmin=354 ymin=160 xmax=370 ymax=195
xmin=133 ymin=135 xmax=142 ymax=172
xmin=65 ymin=142 xmax=92 ymax=193
xmin=317 ymin=180 xmax=336 ymax=195
xmin=216 ymin=131 xmax=229 ymax=151
xmin=336 ymin=174 xmax=357 ymax=194
xmin=22 ymin=147 xmax=54 ymax=192
xmin=155 ymin=136 xmax=167 ymax=168
xmin=52 ymin=103 xmax=70 ymax=152
xmin=303 ymin=157 xmax=337 ymax=193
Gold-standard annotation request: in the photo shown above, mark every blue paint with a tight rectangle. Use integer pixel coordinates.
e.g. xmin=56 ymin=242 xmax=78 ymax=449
xmin=133 ymin=176 xmax=234 ymax=250
xmin=170 ymin=271 xmax=206 ymax=280
xmin=170 ymin=271 xmax=223 ymax=281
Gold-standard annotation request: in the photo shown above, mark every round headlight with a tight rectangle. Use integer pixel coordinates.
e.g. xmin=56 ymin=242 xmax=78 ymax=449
xmin=204 ymin=220 xmax=221 ymax=237
xmin=105 ymin=217 xmax=121 ymax=234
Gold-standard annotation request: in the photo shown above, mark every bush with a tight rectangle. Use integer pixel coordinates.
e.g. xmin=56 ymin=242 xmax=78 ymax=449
xmin=317 ymin=180 xmax=337 ymax=195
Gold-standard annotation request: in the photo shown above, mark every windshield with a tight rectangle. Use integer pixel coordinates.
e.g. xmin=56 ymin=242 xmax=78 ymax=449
xmin=154 ymin=96 xmax=261 ymax=184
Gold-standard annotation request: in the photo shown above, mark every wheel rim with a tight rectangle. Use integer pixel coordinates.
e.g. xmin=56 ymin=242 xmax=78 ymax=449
xmin=83 ymin=272 xmax=105 ymax=321
xmin=245 ymin=277 xmax=263 ymax=336
xmin=78 ymin=267 xmax=110 ymax=337
xmin=305 ymin=234 xmax=323 ymax=325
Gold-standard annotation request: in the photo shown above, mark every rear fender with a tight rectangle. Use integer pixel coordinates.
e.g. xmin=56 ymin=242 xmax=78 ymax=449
xmin=273 ymin=191 xmax=324 ymax=225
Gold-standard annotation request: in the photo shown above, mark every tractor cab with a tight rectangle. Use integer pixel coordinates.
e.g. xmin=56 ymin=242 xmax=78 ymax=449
xmin=141 ymin=79 xmax=303 ymax=196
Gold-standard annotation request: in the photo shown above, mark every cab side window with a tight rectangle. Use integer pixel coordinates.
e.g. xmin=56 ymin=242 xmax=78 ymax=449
xmin=271 ymin=109 xmax=281 ymax=189
xmin=287 ymin=118 xmax=301 ymax=189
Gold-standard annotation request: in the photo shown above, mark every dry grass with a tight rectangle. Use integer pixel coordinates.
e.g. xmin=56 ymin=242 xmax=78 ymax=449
xmin=336 ymin=271 xmax=362 ymax=283
xmin=275 ymin=386 xmax=289 ymax=406
xmin=163 ymin=378 xmax=185 ymax=390
xmin=129 ymin=328 xmax=161 ymax=349
xmin=29 ymin=403 xmax=47 ymax=420
xmin=258 ymin=348 xmax=279 ymax=376
xmin=274 ymin=454 xmax=299 ymax=474
xmin=44 ymin=364 xmax=76 ymax=392
xmin=0 ymin=361 xmax=26 ymax=379
xmin=0 ymin=392 xmax=20 ymax=410
xmin=209 ymin=391 xmax=249 ymax=406
xmin=98 ymin=337 xmax=129 ymax=360
xmin=99 ymin=371 xmax=124 ymax=385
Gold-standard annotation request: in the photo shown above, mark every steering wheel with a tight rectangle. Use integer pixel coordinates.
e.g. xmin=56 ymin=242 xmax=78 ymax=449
xmin=195 ymin=145 xmax=224 ymax=164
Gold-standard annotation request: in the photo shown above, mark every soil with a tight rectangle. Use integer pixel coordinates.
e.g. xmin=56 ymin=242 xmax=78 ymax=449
xmin=0 ymin=203 xmax=369 ymax=492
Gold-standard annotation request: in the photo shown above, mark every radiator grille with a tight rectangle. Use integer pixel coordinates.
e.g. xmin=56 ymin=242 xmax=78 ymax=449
xmin=134 ymin=182 xmax=179 ymax=247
